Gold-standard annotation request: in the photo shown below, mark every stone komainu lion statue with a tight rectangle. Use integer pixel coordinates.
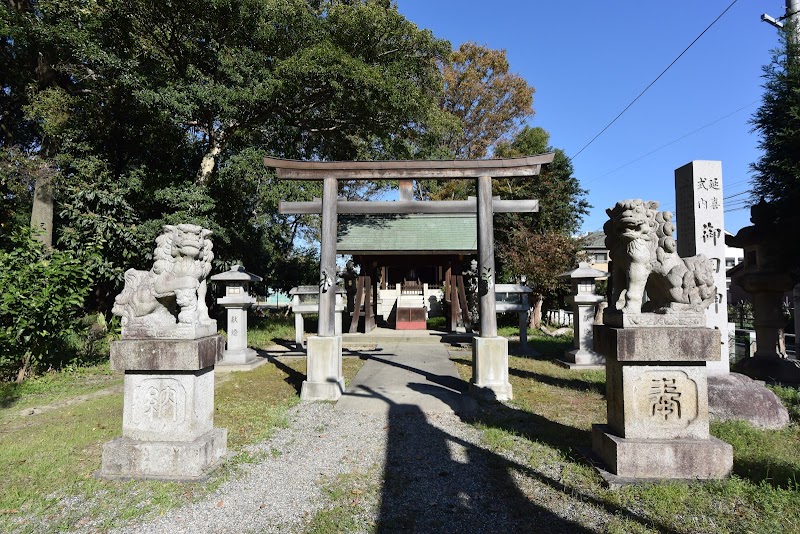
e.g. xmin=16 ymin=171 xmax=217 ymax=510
xmin=604 ymin=199 xmax=716 ymax=314
xmin=112 ymin=224 xmax=214 ymax=331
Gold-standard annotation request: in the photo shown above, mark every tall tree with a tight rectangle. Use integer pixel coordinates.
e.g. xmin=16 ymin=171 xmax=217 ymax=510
xmin=751 ymin=27 xmax=800 ymax=226
xmin=493 ymin=127 xmax=589 ymax=327
xmin=2 ymin=0 xmax=451 ymax=311
xmin=440 ymin=42 xmax=534 ymax=159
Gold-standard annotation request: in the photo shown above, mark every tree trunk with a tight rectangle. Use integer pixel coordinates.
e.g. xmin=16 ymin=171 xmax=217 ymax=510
xmin=528 ymin=293 xmax=543 ymax=329
xmin=30 ymin=172 xmax=54 ymax=247
xmin=196 ymin=141 xmax=222 ymax=186
xmin=16 ymin=352 xmax=31 ymax=384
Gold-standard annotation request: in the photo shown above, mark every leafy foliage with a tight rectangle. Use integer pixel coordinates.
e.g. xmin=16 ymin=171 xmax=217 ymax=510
xmin=2 ymin=0 xmax=451 ymax=319
xmin=751 ymin=28 xmax=800 ymax=225
xmin=440 ymin=42 xmax=534 ymax=159
xmin=0 ymin=226 xmax=94 ymax=381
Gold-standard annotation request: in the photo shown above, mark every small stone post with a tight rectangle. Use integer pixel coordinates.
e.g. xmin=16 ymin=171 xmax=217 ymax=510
xmin=100 ymin=224 xmax=227 ymax=480
xmin=471 ymin=175 xmax=512 ymax=401
xmin=210 ymin=265 xmax=262 ymax=368
xmin=559 ymin=262 xmax=607 ymax=368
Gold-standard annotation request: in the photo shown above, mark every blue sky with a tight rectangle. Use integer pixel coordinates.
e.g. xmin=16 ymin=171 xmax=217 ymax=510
xmin=396 ymin=0 xmax=780 ymax=235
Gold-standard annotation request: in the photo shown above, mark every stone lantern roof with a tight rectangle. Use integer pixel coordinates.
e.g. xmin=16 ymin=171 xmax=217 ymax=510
xmin=210 ymin=265 xmax=263 ymax=283
xmin=558 ymin=261 xmax=609 ymax=280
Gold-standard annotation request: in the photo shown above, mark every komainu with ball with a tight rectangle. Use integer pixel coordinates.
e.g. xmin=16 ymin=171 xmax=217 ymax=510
xmin=604 ymin=199 xmax=716 ymax=315
xmin=112 ymin=224 xmax=216 ymax=338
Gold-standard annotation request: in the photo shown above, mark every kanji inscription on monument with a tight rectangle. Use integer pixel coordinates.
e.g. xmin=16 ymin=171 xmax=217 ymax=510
xmin=675 ymin=161 xmax=729 ymax=374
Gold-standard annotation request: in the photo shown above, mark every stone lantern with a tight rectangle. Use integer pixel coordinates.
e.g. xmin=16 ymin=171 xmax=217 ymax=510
xmin=727 ymin=201 xmax=799 ymax=383
xmin=559 ymin=262 xmax=608 ymax=368
xmin=211 ymin=265 xmax=262 ymax=367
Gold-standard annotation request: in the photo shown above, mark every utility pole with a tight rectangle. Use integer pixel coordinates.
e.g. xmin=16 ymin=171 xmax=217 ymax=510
xmin=762 ymin=1 xmax=800 ymax=42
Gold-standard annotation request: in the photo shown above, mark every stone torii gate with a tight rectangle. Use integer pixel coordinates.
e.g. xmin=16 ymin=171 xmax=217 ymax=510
xmin=265 ymin=155 xmax=554 ymax=402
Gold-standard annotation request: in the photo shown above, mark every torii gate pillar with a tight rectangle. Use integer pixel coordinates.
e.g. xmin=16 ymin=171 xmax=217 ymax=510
xmin=300 ymin=176 xmax=344 ymax=401
xmin=471 ymin=175 xmax=512 ymax=401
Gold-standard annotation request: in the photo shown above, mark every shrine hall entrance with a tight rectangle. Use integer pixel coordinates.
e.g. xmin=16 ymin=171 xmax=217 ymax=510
xmin=339 ymin=212 xmax=477 ymax=332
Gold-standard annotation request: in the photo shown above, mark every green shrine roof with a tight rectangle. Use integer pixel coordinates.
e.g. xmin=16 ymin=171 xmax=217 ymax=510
xmin=337 ymin=214 xmax=477 ymax=255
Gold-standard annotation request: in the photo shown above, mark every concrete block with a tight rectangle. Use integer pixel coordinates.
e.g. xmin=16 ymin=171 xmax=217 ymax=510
xmin=471 ymin=336 xmax=512 ymax=401
xmin=122 ymin=368 xmax=214 ymax=442
xmin=301 ymin=336 xmax=344 ymax=401
xmin=563 ymin=348 xmax=605 ymax=366
xmin=110 ymin=335 xmax=223 ymax=371
xmin=606 ymin=360 xmax=709 ymax=440
xmin=594 ymin=325 xmax=720 ymax=362
xmin=592 ymin=424 xmax=732 ymax=480
xmin=99 ymin=428 xmax=227 ymax=481
xmin=219 ymin=347 xmax=259 ymax=366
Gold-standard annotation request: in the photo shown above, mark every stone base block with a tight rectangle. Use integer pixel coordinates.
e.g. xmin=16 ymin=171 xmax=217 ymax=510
xmin=592 ymin=424 xmax=732 ymax=480
xmin=122 ymin=368 xmax=214 ymax=442
xmin=563 ymin=348 xmax=605 ymax=366
xmin=122 ymin=320 xmax=218 ymax=341
xmin=99 ymin=428 xmax=227 ymax=481
xmin=301 ymin=336 xmax=344 ymax=401
xmin=111 ymin=335 xmax=223 ymax=371
xmin=605 ymin=361 xmax=710 ymax=440
xmin=594 ymin=325 xmax=720 ymax=362
xmin=472 ymin=336 xmax=512 ymax=401
xmin=218 ymin=347 xmax=259 ymax=366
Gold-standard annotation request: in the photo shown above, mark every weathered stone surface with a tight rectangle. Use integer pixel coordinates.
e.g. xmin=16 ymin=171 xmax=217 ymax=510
xmin=594 ymin=325 xmax=720 ymax=362
xmin=301 ymin=336 xmax=344 ymax=401
xmin=122 ymin=368 xmax=214 ymax=442
xmin=592 ymin=424 xmax=733 ymax=480
xmin=471 ymin=336 xmax=512 ymax=401
xmin=603 ymin=311 xmax=706 ymax=328
xmin=563 ymin=347 xmax=605 ymax=366
xmin=606 ymin=360 xmax=709 ymax=440
xmin=99 ymin=428 xmax=227 ymax=481
xmin=675 ymin=160 xmax=730 ymax=375
xmin=708 ymin=372 xmax=790 ymax=428
xmin=604 ymin=199 xmax=716 ymax=315
xmin=113 ymin=224 xmax=216 ymax=339
xmin=217 ymin=347 xmax=259 ymax=366
xmin=120 ymin=321 xmax=217 ymax=341
xmin=110 ymin=335 xmax=223 ymax=371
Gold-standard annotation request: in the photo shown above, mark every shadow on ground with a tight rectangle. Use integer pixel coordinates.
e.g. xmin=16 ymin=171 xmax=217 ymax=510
xmin=345 ymin=351 xmax=679 ymax=534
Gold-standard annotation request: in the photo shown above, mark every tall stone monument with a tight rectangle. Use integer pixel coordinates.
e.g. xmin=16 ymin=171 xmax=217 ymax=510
xmin=593 ymin=200 xmax=733 ymax=483
xmin=100 ymin=224 xmax=227 ymax=480
xmin=675 ymin=161 xmax=729 ymax=374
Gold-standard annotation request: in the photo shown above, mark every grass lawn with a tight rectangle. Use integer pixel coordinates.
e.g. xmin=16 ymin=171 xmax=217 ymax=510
xmin=448 ymin=328 xmax=800 ymax=534
xmin=2 ymin=322 xmax=799 ymax=533
xmin=0 ymin=330 xmax=364 ymax=532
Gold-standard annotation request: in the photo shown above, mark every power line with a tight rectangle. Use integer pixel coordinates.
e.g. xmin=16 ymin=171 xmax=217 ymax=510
xmin=570 ymin=0 xmax=740 ymax=161
xmin=584 ymin=100 xmax=756 ymax=185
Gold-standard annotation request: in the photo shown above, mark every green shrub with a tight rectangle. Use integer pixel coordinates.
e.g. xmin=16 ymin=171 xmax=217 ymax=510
xmin=0 ymin=227 xmax=94 ymax=381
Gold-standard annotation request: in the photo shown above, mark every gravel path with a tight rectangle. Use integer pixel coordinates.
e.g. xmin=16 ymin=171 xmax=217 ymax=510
xmin=114 ymin=398 xmax=610 ymax=534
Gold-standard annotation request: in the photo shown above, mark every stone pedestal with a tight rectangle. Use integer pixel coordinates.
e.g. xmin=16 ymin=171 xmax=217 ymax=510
xmin=563 ymin=295 xmax=605 ymax=367
xmin=471 ymin=336 xmax=512 ymax=401
xmin=301 ymin=335 xmax=344 ymax=401
xmin=99 ymin=336 xmax=227 ymax=481
xmin=592 ymin=324 xmax=732 ymax=483
xmin=219 ymin=303 xmax=258 ymax=366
